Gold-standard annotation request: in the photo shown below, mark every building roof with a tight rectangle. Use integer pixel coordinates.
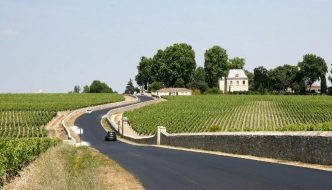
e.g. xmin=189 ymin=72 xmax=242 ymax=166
xmin=227 ymin=69 xmax=248 ymax=79
xmin=157 ymin=88 xmax=192 ymax=93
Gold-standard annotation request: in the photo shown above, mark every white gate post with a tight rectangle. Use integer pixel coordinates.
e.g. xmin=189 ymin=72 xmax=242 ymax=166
xmin=157 ymin=126 xmax=166 ymax=145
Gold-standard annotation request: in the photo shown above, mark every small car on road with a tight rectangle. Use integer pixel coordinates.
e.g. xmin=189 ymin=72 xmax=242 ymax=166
xmin=105 ymin=131 xmax=117 ymax=141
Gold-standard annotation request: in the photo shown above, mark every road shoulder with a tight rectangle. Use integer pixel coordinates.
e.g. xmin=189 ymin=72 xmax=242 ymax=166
xmin=2 ymin=144 xmax=145 ymax=190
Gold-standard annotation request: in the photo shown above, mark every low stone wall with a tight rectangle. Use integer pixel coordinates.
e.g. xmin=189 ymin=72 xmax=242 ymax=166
xmin=160 ymin=132 xmax=332 ymax=165
xmin=122 ymin=135 xmax=157 ymax=145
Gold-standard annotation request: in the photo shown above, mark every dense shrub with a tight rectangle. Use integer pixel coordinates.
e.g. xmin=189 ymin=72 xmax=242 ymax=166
xmin=204 ymin=88 xmax=223 ymax=95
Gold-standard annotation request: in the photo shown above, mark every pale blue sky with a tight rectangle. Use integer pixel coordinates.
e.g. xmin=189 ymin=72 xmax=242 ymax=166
xmin=0 ymin=0 xmax=331 ymax=93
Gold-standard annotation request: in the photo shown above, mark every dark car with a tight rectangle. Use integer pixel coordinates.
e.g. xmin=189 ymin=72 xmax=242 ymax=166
xmin=105 ymin=131 xmax=117 ymax=141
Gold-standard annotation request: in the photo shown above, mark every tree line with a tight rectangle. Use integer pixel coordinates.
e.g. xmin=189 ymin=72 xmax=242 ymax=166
xmin=71 ymin=80 xmax=115 ymax=93
xmin=135 ymin=43 xmax=245 ymax=94
xmin=135 ymin=43 xmax=332 ymax=95
xmin=252 ymin=54 xmax=330 ymax=94
xmin=72 ymin=79 xmax=140 ymax=95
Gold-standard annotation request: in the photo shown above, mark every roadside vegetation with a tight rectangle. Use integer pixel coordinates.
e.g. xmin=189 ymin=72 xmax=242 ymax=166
xmin=0 ymin=93 xmax=124 ymax=187
xmin=124 ymin=95 xmax=332 ymax=135
xmin=2 ymin=144 xmax=144 ymax=190
xmin=0 ymin=138 xmax=60 ymax=187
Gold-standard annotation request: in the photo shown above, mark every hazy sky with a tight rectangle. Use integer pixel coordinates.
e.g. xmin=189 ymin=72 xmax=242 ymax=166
xmin=0 ymin=0 xmax=331 ymax=93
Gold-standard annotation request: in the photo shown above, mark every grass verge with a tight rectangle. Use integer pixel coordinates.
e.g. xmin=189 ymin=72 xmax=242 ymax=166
xmin=101 ymin=117 xmax=113 ymax=132
xmin=3 ymin=144 xmax=144 ymax=190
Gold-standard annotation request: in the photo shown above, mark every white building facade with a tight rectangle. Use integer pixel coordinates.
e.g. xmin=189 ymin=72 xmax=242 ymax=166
xmin=219 ymin=69 xmax=249 ymax=93
xmin=155 ymin=88 xmax=192 ymax=96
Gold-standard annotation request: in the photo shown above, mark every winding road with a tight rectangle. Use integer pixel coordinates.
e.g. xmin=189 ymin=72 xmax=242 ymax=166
xmin=75 ymin=96 xmax=332 ymax=190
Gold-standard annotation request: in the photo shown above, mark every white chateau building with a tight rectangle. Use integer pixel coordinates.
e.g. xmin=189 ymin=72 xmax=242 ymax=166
xmin=219 ymin=69 xmax=249 ymax=93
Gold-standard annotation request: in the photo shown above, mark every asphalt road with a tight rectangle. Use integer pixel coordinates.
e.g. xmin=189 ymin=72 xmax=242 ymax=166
xmin=75 ymin=95 xmax=332 ymax=190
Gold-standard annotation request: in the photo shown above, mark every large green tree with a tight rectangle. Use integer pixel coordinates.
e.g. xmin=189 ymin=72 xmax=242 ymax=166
xmin=187 ymin=67 xmax=209 ymax=93
xmin=194 ymin=67 xmax=206 ymax=83
xmin=253 ymin=66 xmax=269 ymax=92
xmin=163 ymin=43 xmax=196 ymax=87
xmin=204 ymin=46 xmax=229 ymax=88
xmin=135 ymin=43 xmax=196 ymax=88
xmin=135 ymin=57 xmax=153 ymax=90
xmin=298 ymin=54 xmax=328 ymax=91
xmin=89 ymin=80 xmax=113 ymax=93
xmin=229 ymin=57 xmax=245 ymax=69
xmin=150 ymin=50 xmax=165 ymax=83
xmin=268 ymin=65 xmax=298 ymax=92
xmin=149 ymin=81 xmax=164 ymax=92
xmin=292 ymin=70 xmax=306 ymax=94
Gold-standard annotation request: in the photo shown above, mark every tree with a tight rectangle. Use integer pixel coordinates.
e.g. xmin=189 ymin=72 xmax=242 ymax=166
xmin=175 ymin=79 xmax=185 ymax=88
xmin=136 ymin=43 xmax=196 ymax=88
xmin=150 ymin=49 xmax=165 ymax=83
xmin=125 ymin=79 xmax=136 ymax=94
xmin=135 ymin=56 xmax=152 ymax=90
xmin=244 ymin=70 xmax=254 ymax=91
xmin=134 ymin=87 xmax=140 ymax=94
xmin=73 ymin=85 xmax=81 ymax=93
xmin=187 ymin=81 xmax=208 ymax=94
xmin=229 ymin=57 xmax=245 ymax=69
xmin=253 ymin=66 xmax=269 ymax=92
xmin=149 ymin=81 xmax=164 ymax=92
xmin=89 ymin=80 xmax=113 ymax=93
xmin=268 ymin=65 xmax=298 ymax=92
xmin=321 ymin=74 xmax=327 ymax=94
xmin=194 ymin=67 xmax=206 ymax=83
xmin=187 ymin=66 xmax=209 ymax=93
xmin=83 ymin=85 xmax=90 ymax=93
xmin=298 ymin=54 xmax=328 ymax=91
xmin=204 ymin=46 xmax=229 ymax=88
xmin=163 ymin=43 xmax=196 ymax=87
xmin=292 ymin=71 xmax=306 ymax=95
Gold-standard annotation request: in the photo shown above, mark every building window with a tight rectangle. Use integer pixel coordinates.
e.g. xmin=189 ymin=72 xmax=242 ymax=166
xmin=235 ymin=74 xmax=239 ymax=78
xmin=236 ymin=81 xmax=239 ymax=85
xmin=243 ymin=80 xmax=245 ymax=85
xmin=230 ymin=81 xmax=233 ymax=85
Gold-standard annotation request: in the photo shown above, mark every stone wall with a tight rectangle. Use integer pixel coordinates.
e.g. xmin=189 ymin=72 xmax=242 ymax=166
xmin=122 ymin=135 xmax=157 ymax=145
xmin=160 ymin=132 xmax=332 ymax=165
